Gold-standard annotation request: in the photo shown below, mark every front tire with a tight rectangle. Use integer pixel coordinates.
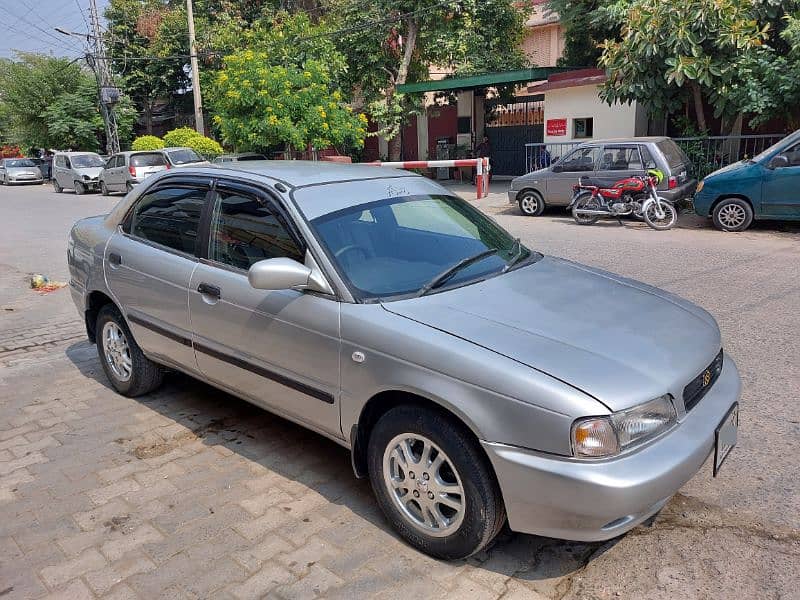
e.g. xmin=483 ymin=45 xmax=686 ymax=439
xmin=712 ymin=198 xmax=753 ymax=232
xmin=96 ymin=305 xmax=163 ymax=397
xmin=74 ymin=180 xmax=86 ymax=195
xmin=518 ymin=190 xmax=545 ymax=216
xmin=367 ymin=405 xmax=505 ymax=559
xmin=643 ymin=200 xmax=677 ymax=230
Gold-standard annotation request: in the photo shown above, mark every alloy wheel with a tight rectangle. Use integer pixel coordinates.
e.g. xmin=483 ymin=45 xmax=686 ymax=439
xmin=102 ymin=321 xmax=132 ymax=382
xmin=382 ymin=433 xmax=465 ymax=537
xmin=718 ymin=203 xmax=747 ymax=229
xmin=520 ymin=193 xmax=540 ymax=215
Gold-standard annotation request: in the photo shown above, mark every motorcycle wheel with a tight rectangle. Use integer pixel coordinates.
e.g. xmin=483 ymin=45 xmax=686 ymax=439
xmin=644 ymin=201 xmax=677 ymax=230
xmin=571 ymin=192 xmax=601 ymax=226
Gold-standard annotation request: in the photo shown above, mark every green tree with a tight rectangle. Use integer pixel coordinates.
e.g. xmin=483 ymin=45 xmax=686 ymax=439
xmin=0 ymin=53 xmax=128 ymax=151
xmin=210 ymin=50 xmax=365 ymax=153
xmin=327 ymin=0 xmax=526 ymax=159
xmin=597 ymin=0 xmax=771 ymax=133
xmin=547 ymin=0 xmax=618 ymax=67
xmin=105 ymin=0 xmax=191 ymax=133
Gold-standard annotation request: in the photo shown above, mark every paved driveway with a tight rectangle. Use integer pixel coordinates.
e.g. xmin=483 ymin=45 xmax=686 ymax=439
xmin=0 ymin=182 xmax=798 ymax=599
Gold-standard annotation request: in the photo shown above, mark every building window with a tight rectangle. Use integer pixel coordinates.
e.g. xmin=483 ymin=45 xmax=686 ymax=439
xmin=573 ymin=118 xmax=594 ymax=139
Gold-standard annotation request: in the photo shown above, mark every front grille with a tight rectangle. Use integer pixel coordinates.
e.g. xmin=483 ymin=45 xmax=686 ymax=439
xmin=683 ymin=349 xmax=724 ymax=411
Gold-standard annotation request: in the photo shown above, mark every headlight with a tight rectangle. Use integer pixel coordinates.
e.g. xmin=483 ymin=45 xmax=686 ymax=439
xmin=696 ymin=179 xmax=704 ymax=193
xmin=572 ymin=395 xmax=676 ymax=458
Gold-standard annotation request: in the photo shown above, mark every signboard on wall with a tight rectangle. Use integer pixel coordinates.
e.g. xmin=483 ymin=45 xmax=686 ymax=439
xmin=546 ymin=118 xmax=567 ymax=136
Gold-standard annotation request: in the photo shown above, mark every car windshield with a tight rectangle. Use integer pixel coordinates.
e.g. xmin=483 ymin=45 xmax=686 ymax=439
xmin=751 ymin=132 xmax=800 ymax=163
xmin=5 ymin=159 xmax=36 ymax=168
xmin=71 ymin=154 xmax=105 ymax=168
xmin=131 ymin=153 xmax=167 ymax=167
xmin=167 ymin=149 xmax=203 ymax=165
xmin=310 ymin=194 xmax=536 ymax=301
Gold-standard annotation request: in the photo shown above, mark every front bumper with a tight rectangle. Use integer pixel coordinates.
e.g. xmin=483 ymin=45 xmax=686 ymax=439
xmin=8 ymin=176 xmax=43 ymax=184
xmin=482 ymin=355 xmax=741 ymax=541
xmin=508 ymin=190 xmax=518 ymax=203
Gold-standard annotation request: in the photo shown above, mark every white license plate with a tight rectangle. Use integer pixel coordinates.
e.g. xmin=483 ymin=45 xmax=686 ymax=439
xmin=713 ymin=403 xmax=738 ymax=476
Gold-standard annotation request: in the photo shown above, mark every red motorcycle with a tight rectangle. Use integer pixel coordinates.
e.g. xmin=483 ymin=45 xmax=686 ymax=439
xmin=568 ymin=169 xmax=678 ymax=230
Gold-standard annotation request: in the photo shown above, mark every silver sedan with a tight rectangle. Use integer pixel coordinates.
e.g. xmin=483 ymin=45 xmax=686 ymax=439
xmin=0 ymin=158 xmax=44 ymax=185
xmin=67 ymin=162 xmax=740 ymax=559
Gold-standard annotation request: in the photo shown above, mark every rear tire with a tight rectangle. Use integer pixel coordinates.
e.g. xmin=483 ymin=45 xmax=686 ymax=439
xmin=712 ymin=198 xmax=753 ymax=232
xmin=367 ymin=405 xmax=506 ymax=560
xmin=125 ymin=182 xmax=133 ymax=194
xmin=518 ymin=190 xmax=545 ymax=216
xmin=572 ymin=192 xmax=601 ymax=225
xmin=96 ymin=305 xmax=163 ymax=397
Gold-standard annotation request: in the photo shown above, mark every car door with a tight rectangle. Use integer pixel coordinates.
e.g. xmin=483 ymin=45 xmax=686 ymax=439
xmin=762 ymin=140 xmax=800 ymax=217
xmin=54 ymin=155 xmax=69 ymax=188
xmin=104 ymin=180 xmax=210 ymax=373
xmin=102 ymin=155 xmax=116 ymax=189
xmin=188 ymin=181 xmax=341 ymax=438
xmin=546 ymin=146 xmax=602 ymax=204
xmin=0 ymin=160 xmax=5 ymax=181
xmin=595 ymin=144 xmax=645 ymax=182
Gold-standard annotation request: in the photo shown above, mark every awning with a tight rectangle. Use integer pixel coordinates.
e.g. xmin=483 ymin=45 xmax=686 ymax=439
xmin=396 ymin=67 xmax=576 ymax=94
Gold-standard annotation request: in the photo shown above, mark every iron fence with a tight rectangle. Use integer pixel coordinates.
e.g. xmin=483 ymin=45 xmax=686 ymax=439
xmin=525 ymin=134 xmax=786 ymax=179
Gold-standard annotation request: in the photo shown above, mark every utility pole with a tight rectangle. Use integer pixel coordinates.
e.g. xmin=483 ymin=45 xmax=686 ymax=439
xmin=186 ymin=0 xmax=205 ymax=134
xmin=87 ymin=0 xmax=120 ymax=154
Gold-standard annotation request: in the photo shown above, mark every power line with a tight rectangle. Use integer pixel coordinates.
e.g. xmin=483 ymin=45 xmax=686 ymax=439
xmin=7 ymin=2 xmax=85 ymax=53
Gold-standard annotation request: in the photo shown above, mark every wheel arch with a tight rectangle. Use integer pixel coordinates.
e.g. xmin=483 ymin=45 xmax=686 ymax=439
xmin=709 ymin=194 xmax=753 ymax=215
xmin=349 ymin=389 xmax=490 ymax=480
xmin=517 ymin=187 xmax=545 ymax=202
xmin=85 ymin=290 xmax=117 ymax=343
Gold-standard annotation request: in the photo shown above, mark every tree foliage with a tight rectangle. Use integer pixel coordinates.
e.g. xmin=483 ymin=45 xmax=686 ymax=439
xmin=0 ymin=53 xmax=133 ymax=151
xmin=132 ymin=134 xmax=165 ymax=150
xmin=326 ymin=0 xmax=526 ymax=158
xmin=598 ymin=0 xmax=771 ymax=132
xmin=210 ymin=49 xmax=365 ymax=153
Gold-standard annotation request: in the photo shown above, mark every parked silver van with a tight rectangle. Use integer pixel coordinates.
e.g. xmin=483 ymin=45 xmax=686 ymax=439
xmin=99 ymin=151 xmax=170 ymax=195
xmin=52 ymin=152 xmax=106 ymax=195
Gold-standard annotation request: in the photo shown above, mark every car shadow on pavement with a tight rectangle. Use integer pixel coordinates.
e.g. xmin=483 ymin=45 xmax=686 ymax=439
xmin=65 ymin=339 xmax=616 ymax=586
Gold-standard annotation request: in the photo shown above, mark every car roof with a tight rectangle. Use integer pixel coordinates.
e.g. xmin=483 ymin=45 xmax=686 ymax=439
xmin=577 ymin=136 xmax=671 ymax=145
xmin=195 ymin=160 xmax=417 ymax=188
xmin=55 ymin=151 xmax=102 ymax=156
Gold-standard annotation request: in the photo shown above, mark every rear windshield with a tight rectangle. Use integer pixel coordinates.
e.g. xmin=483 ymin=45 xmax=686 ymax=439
xmin=656 ymin=140 xmax=690 ymax=168
xmin=131 ymin=153 xmax=167 ymax=167
xmin=5 ymin=159 xmax=36 ymax=167
xmin=167 ymin=149 xmax=203 ymax=165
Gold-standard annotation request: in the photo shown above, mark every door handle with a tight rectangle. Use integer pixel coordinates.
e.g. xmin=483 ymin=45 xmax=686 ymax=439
xmin=108 ymin=252 xmax=122 ymax=265
xmin=197 ymin=283 xmax=221 ymax=299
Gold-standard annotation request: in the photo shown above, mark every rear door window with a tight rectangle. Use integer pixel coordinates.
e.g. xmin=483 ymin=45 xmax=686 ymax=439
xmin=598 ymin=146 xmax=643 ymax=171
xmin=131 ymin=153 xmax=167 ymax=167
xmin=128 ymin=186 xmax=208 ymax=255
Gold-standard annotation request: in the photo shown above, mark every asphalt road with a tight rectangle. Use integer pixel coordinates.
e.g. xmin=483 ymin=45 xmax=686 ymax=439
xmin=0 ymin=180 xmax=798 ymax=599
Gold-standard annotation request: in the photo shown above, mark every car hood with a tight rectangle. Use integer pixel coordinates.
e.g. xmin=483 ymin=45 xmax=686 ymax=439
xmin=75 ymin=167 xmax=103 ymax=178
xmin=705 ymin=160 xmax=754 ymax=181
xmin=512 ymin=167 xmax=549 ymax=186
xmin=382 ymin=256 xmax=721 ymax=412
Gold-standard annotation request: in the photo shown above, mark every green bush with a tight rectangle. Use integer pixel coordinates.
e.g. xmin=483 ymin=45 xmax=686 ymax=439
xmin=131 ymin=135 xmax=165 ymax=151
xmin=163 ymin=127 xmax=201 ymax=148
xmin=185 ymin=135 xmax=223 ymax=157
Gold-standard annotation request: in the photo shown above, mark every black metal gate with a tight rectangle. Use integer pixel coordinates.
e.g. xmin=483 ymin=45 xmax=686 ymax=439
xmin=485 ymin=94 xmax=544 ymax=177
xmin=486 ymin=125 xmax=543 ymax=176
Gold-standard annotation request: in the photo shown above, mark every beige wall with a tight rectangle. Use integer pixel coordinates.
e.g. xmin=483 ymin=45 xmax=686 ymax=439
xmin=543 ymin=85 xmax=647 ymax=144
xmin=521 ymin=24 xmax=564 ymax=68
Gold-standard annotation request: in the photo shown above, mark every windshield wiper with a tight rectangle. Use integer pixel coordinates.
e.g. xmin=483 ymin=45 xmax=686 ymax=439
xmin=417 ymin=248 xmax=499 ymax=297
xmin=503 ymin=238 xmax=526 ymax=273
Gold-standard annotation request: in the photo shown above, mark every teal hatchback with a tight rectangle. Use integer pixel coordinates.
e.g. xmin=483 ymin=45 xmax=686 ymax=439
xmin=694 ymin=130 xmax=800 ymax=231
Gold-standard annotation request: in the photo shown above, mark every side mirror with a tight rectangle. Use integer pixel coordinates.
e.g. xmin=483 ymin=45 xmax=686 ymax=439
xmin=767 ymin=154 xmax=790 ymax=170
xmin=248 ymin=257 xmax=332 ymax=294
xmin=551 ymin=164 xmax=563 ymax=173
